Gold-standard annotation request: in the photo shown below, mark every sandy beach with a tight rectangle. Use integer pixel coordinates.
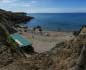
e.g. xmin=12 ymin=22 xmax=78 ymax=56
xmin=19 ymin=30 xmax=74 ymax=53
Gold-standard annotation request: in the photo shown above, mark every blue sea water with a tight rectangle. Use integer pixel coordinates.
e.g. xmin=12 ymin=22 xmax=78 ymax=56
xmin=26 ymin=13 xmax=86 ymax=31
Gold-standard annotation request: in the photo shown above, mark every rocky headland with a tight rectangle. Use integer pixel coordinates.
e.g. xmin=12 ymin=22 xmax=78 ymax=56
xmin=0 ymin=9 xmax=33 ymax=34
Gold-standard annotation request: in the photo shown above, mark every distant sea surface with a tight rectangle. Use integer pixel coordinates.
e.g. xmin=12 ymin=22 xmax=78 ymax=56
xmin=26 ymin=13 xmax=86 ymax=31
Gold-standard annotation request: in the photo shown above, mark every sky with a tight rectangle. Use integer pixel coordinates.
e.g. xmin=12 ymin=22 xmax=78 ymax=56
xmin=0 ymin=0 xmax=86 ymax=13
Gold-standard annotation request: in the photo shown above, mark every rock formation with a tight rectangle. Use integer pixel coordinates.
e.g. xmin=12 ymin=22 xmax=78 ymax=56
xmin=0 ymin=9 xmax=33 ymax=34
xmin=0 ymin=26 xmax=85 ymax=70
xmin=0 ymin=9 xmax=33 ymax=68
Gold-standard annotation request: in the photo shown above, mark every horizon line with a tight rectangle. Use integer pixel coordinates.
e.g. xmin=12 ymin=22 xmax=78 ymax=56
xmin=27 ymin=12 xmax=86 ymax=14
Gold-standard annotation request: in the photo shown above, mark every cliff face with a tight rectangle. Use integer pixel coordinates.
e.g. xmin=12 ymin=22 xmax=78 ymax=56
xmin=0 ymin=9 xmax=33 ymax=23
xmin=0 ymin=9 xmax=33 ymax=67
xmin=1 ymin=32 xmax=85 ymax=70
xmin=0 ymin=9 xmax=33 ymax=34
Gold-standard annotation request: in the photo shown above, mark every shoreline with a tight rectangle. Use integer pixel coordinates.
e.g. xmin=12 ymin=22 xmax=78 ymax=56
xmin=27 ymin=27 xmax=78 ymax=33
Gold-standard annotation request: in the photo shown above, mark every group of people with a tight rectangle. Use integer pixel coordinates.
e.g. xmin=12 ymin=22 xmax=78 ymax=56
xmin=32 ymin=25 xmax=43 ymax=35
xmin=32 ymin=25 xmax=49 ymax=36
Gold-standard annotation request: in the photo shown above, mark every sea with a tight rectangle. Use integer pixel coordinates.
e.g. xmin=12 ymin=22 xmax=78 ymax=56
xmin=26 ymin=13 xmax=86 ymax=31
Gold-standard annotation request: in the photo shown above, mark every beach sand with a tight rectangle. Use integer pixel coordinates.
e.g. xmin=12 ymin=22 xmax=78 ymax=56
xmin=20 ymin=31 xmax=74 ymax=53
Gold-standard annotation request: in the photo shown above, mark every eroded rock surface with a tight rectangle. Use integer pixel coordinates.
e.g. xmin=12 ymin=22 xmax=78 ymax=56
xmin=0 ymin=38 xmax=84 ymax=70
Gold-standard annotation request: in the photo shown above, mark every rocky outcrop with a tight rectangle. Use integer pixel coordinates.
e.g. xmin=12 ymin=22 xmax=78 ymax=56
xmin=0 ymin=9 xmax=33 ymax=34
xmin=1 ymin=34 xmax=85 ymax=70
xmin=0 ymin=9 xmax=33 ymax=68
xmin=0 ymin=45 xmax=20 ymax=67
xmin=0 ymin=9 xmax=33 ymax=23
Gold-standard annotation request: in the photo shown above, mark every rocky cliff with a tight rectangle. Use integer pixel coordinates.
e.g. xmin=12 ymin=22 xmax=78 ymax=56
xmin=0 ymin=9 xmax=33 ymax=68
xmin=0 ymin=28 xmax=86 ymax=70
xmin=0 ymin=9 xmax=33 ymax=34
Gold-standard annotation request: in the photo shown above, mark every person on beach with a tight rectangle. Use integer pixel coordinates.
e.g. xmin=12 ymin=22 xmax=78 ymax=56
xmin=32 ymin=25 xmax=43 ymax=35
xmin=32 ymin=27 xmax=36 ymax=38
xmin=37 ymin=25 xmax=43 ymax=35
